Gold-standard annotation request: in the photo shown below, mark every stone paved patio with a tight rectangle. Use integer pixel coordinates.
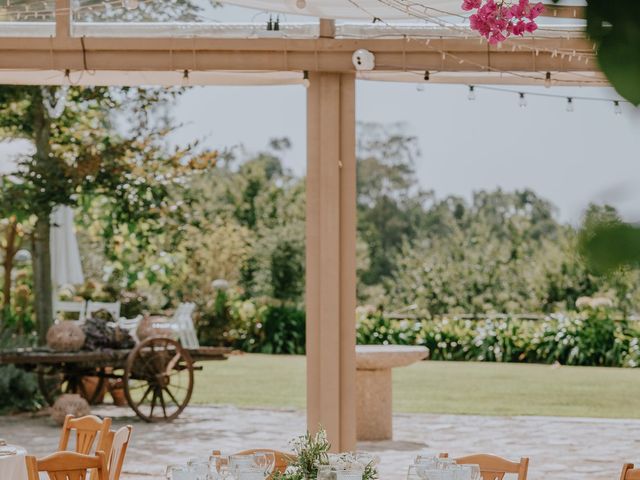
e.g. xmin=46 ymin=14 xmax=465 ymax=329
xmin=2 ymin=405 xmax=639 ymax=479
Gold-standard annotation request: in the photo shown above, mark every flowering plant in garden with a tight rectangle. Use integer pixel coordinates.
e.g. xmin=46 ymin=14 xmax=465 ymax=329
xmin=462 ymin=0 xmax=545 ymax=44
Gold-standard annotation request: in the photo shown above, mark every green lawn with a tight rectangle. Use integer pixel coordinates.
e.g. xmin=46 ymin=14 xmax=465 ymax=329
xmin=192 ymin=354 xmax=640 ymax=418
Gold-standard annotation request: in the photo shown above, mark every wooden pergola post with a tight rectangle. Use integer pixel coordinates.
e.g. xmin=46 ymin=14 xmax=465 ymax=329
xmin=305 ymin=69 xmax=357 ymax=452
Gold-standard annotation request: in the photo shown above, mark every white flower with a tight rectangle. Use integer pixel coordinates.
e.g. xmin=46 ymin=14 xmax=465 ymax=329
xmin=575 ymin=296 xmax=592 ymax=309
xmin=590 ymin=297 xmax=613 ymax=308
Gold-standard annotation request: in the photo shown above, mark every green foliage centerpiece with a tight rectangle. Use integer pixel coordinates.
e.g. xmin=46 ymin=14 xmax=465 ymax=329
xmin=274 ymin=429 xmax=378 ymax=480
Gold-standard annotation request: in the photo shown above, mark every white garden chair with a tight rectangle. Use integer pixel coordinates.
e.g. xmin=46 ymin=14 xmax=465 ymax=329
xmin=86 ymin=300 xmax=121 ymax=322
xmin=172 ymin=302 xmax=199 ymax=349
xmin=54 ymin=300 xmax=87 ymax=324
xmin=117 ymin=315 xmax=142 ymax=343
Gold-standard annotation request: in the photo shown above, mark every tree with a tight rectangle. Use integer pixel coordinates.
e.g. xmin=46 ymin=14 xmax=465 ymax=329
xmin=356 ymin=122 xmax=432 ymax=285
xmin=0 ymin=85 xmax=213 ymax=341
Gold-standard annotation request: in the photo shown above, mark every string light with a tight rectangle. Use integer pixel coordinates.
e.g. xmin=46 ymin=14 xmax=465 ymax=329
xmin=457 ymin=85 xmax=629 ymax=116
xmin=63 ymin=69 xmax=71 ymax=85
xmin=544 ymin=72 xmax=551 ymax=89
xmin=566 ymin=97 xmax=574 ymax=112
xmin=614 ymin=100 xmax=622 ymax=115
xmin=467 ymin=85 xmax=476 ymax=101
xmin=423 ymin=70 xmax=430 ymax=81
xmin=302 ymin=70 xmax=310 ymax=88
xmin=518 ymin=92 xmax=527 ymax=108
xmin=181 ymin=69 xmax=189 ymax=86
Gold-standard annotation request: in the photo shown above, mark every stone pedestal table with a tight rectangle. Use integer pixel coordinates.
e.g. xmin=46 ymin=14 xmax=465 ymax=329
xmin=356 ymin=345 xmax=428 ymax=441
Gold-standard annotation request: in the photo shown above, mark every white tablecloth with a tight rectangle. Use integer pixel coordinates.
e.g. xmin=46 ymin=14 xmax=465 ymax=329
xmin=0 ymin=446 xmax=28 ymax=480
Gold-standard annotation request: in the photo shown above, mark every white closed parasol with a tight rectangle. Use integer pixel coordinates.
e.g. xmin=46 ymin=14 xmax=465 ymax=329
xmin=50 ymin=205 xmax=84 ymax=287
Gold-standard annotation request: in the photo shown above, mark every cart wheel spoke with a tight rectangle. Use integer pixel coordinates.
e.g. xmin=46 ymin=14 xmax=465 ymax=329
xmin=158 ymin=389 xmax=168 ymax=418
xmin=136 ymin=384 xmax=154 ymax=408
xmin=163 ymin=386 xmax=181 ymax=407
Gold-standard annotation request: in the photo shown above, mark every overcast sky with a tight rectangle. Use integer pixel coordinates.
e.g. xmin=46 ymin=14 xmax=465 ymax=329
xmin=1 ymin=4 xmax=639 ymax=225
xmin=166 ymin=81 xmax=640 ymax=224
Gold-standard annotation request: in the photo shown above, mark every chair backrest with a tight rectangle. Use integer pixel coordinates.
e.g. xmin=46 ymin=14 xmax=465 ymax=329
xmin=105 ymin=425 xmax=132 ymax=480
xmin=87 ymin=301 xmax=122 ymax=321
xmin=213 ymin=449 xmax=295 ymax=475
xmin=621 ymin=464 xmax=640 ymax=480
xmin=117 ymin=315 xmax=142 ymax=343
xmin=54 ymin=300 xmax=87 ymax=323
xmin=59 ymin=414 xmax=113 ymax=455
xmin=440 ymin=453 xmax=529 ymax=480
xmin=26 ymin=450 xmax=108 ymax=480
xmin=173 ymin=302 xmax=199 ymax=349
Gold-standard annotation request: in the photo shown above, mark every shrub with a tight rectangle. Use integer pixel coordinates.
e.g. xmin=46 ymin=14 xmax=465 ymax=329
xmin=225 ymin=299 xmax=305 ymax=354
xmin=355 ymin=307 xmax=640 ymax=368
xmin=0 ymin=327 xmax=42 ymax=412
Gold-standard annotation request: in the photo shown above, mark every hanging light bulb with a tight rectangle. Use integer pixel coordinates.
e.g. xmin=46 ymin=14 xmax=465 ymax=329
xmin=566 ymin=97 xmax=574 ymax=112
xmin=122 ymin=0 xmax=139 ymax=10
xmin=295 ymin=0 xmax=306 ymax=9
xmin=518 ymin=92 xmax=527 ymax=108
xmin=544 ymin=71 xmax=551 ymax=88
xmin=423 ymin=70 xmax=430 ymax=81
xmin=613 ymin=100 xmax=622 ymax=115
xmin=467 ymin=85 xmax=476 ymax=101
xmin=63 ymin=69 xmax=71 ymax=85
xmin=302 ymin=71 xmax=310 ymax=89
xmin=181 ymin=69 xmax=190 ymax=86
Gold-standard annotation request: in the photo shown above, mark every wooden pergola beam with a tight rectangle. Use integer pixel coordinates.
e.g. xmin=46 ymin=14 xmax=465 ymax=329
xmin=0 ymin=36 xmax=599 ymax=74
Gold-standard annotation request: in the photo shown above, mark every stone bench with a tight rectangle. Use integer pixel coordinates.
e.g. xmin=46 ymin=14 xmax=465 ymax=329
xmin=356 ymin=345 xmax=429 ymax=441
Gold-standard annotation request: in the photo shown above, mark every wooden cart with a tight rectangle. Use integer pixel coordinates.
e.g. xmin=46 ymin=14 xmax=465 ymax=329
xmin=0 ymin=337 xmax=230 ymax=422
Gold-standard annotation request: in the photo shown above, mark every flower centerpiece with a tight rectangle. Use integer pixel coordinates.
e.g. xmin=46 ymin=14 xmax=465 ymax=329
xmin=461 ymin=0 xmax=545 ymax=44
xmin=273 ymin=429 xmax=378 ymax=480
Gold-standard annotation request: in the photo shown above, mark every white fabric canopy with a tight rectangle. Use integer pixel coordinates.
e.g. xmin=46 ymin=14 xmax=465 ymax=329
xmin=217 ymin=0 xmax=586 ymax=20
xmin=219 ymin=0 xmax=464 ymax=20
xmin=50 ymin=205 xmax=85 ymax=286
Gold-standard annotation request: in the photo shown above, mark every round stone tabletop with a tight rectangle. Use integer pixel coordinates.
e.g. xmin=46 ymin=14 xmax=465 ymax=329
xmin=355 ymin=345 xmax=429 ymax=370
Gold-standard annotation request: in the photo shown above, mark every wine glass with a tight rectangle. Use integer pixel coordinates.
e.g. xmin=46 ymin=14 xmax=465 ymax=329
xmin=253 ymin=452 xmax=276 ymax=475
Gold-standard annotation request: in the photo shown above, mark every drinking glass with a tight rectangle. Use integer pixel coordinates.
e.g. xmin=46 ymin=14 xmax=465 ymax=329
xmin=166 ymin=464 xmax=192 ymax=480
xmin=210 ymin=454 xmax=231 ymax=480
xmin=234 ymin=466 xmax=267 ymax=480
xmin=458 ymin=464 xmax=481 ymax=480
xmin=408 ymin=465 xmax=429 ymax=480
xmin=334 ymin=464 xmax=364 ymax=480
xmin=317 ymin=465 xmax=336 ymax=480
xmin=230 ymin=454 xmax=257 ymax=473
xmin=436 ymin=459 xmax=457 ymax=470
xmin=188 ymin=458 xmax=210 ymax=480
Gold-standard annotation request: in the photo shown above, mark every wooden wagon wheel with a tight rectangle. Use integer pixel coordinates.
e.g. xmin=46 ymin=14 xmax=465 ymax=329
xmin=123 ymin=336 xmax=194 ymax=422
xmin=37 ymin=366 xmax=106 ymax=406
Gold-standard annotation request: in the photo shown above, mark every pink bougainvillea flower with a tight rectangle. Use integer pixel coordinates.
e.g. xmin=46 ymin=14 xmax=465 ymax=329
xmin=461 ymin=0 xmax=482 ymax=11
xmin=463 ymin=0 xmax=544 ymax=44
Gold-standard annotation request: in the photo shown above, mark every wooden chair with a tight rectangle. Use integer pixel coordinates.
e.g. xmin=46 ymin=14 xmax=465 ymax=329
xmin=439 ymin=453 xmax=529 ymax=480
xmin=106 ymin=426 xmax=132 ymax=480
xmin=620 ymin=464 xmax=640 ymax=480
xmin=26 ymin=450 xmax=108 ymax=480
xmin=212 ymin=449 xmax=296 ymax=475
xmin=59 ymin=414 xmax=113 ymax=455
